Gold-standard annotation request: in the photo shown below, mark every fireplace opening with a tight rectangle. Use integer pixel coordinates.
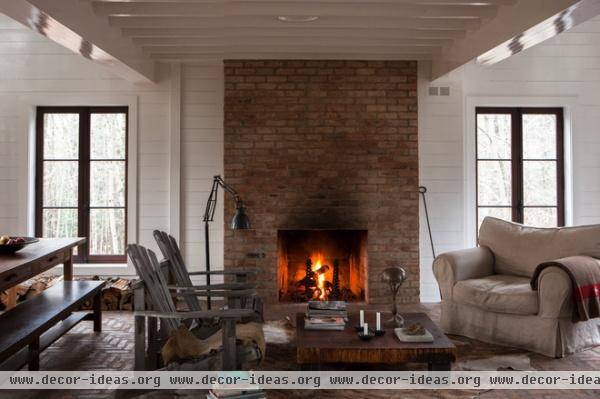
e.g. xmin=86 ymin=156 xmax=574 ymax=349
xmin=277 ymin=230 xmax=367 ymax=302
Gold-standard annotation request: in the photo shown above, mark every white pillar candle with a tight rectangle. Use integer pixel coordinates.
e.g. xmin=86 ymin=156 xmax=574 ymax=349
xmin=376 ymin=312 xmax=381 ymax=331
xmin=363 ymin=323 xmax=368 ymax=335
xmin=359 ymin=310 xmax=364 ymax=326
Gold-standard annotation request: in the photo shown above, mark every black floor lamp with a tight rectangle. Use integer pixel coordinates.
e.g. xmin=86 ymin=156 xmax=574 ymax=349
xmin=203 ymin=175 xmax=251 ymax=309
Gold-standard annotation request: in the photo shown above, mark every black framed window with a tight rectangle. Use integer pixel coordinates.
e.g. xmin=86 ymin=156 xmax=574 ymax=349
xmin=36 ymin=106 xmax=128 ymax=263
xmin=476 ymin=107 xmax=564 ymax=229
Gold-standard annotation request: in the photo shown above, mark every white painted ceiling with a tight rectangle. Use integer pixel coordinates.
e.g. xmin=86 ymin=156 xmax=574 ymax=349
xmin=90 ymin=0 xmax=509 ymax=63
xmin=0 ymin=0 xmax=598 ymax=83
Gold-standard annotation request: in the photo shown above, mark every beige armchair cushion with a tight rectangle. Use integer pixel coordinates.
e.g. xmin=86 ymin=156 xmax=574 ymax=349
xmin=453 ymin=274 xmax=539 ymax=315
xmin=478 ymin=217 xmax=600 ymax=277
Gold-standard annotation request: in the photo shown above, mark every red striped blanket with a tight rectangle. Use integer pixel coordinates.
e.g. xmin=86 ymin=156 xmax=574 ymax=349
xmin=531 ymin=256 xmax=600 ymax=322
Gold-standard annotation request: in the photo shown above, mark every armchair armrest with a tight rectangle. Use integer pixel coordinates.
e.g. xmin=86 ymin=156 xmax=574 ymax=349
xmin=536 ymin=266 xmax=573 ymax=319
xmin=433 ymin=246 xmax=494 ymax=299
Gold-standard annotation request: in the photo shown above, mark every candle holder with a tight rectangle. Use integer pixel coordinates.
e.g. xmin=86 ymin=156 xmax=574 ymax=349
xmin=358 ymin=330 xmax=375 ymax=341
xmin=374 ymin=329 xmax=386 ymax=337
xmin=354 ymin=325 xmax=364 ymax=332
xmin=382 ymin=266 xmax=406 ymax=328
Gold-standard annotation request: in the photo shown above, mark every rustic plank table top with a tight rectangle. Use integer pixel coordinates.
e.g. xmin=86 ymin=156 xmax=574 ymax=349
xmin=296 ymin=311 xmax=456 ymax=369
xmin=0 ymin=238 xmax=86 ymax=293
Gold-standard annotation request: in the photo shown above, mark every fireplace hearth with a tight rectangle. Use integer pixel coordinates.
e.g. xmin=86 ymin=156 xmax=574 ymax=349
xmin=277 ymin=230 xmax=367 ymax=302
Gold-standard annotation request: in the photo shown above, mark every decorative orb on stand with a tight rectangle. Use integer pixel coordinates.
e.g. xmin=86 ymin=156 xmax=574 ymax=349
xmin=381 ymin=266 xmax=407 ymax=328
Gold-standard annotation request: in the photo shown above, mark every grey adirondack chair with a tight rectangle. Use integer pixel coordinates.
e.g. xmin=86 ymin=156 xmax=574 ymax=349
xmin=128 ymin=244 xmax=263 ymax=371
xmin=153 ymin=230 xmax=263 ymax=321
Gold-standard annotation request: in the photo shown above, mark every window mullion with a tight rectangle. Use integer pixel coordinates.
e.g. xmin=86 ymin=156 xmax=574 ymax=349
xmin=556 ymin=109 xmax=565 ymax=226
xmin=79 ymin=108 xmax=91 ymax=262
xmin=511 ymin=109 xmax=524 ymax=223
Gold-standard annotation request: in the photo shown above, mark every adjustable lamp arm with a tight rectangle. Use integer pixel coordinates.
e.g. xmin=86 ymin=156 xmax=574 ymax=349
xmin=201 ymin=175 xmax=250 ymax=309
xmin=203 ymin=175 xmax=244 ymax=222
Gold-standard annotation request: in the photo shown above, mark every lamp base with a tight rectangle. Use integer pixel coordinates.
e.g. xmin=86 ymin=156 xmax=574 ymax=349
xmin=384 ymin=313 xmax=404 ymax=328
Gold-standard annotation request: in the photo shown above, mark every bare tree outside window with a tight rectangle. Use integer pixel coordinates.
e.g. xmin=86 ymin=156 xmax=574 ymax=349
xmin=476 ymin=107 xmax=564 ymax=230
xmin=36 ymin=107 xmax=128 ymax=263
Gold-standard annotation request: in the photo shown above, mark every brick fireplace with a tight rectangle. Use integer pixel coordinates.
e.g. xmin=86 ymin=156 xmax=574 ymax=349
xmin=224 ymin=60 xmax=419 ymax=304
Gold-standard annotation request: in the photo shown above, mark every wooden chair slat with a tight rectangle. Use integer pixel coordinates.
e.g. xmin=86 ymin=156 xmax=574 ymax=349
xmin=154 ymin=230 xmax=203 ymax=312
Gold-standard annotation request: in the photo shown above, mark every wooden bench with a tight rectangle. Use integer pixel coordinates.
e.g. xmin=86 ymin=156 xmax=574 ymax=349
xmin=0 ymin=280 xmax=105 ymax=371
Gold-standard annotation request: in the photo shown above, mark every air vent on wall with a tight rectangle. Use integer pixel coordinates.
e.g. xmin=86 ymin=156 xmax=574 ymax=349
xmin=428 ymin=86 xmax=450 ymax=96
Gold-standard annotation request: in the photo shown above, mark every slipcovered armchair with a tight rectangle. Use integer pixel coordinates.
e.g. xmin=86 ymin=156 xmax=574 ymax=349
xmin=433 ymin=217 xmax=600 ymax=357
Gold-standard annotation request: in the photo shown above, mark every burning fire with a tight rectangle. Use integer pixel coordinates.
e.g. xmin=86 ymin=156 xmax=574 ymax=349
xmin=312 ymin=252 xmax=327 ymax=300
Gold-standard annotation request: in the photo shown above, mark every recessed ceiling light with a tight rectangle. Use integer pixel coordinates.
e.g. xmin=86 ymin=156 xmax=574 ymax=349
xmin=277 ymin=16 xmax=319 ymax=23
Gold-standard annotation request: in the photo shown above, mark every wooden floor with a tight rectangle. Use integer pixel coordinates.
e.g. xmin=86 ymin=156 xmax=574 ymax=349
xmin=0 ymin=303 xmax=598 ymax=399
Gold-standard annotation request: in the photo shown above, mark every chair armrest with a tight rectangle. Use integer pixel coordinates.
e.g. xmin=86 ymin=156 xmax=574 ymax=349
xmin=537 ymin=266 xmax=573 ymax=319
xmin=433 ymin=246 xmax=494 ymax=299
xmin=167 ymin=282 xmax=255 ymax=291
xmin=134 ymin=309 xmax=255 ymax=320
xmin=187 ymin=268 xmax=258 ymax=276
xmin=169 ymin=287 xmax=257 ymax=298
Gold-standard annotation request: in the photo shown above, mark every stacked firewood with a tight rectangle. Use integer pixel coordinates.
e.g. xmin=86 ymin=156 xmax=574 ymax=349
xmin=0 ymin=276 xmax=134 ymax=311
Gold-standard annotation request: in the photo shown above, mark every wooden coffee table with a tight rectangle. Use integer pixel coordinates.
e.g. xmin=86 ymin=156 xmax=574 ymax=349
xmin=296 ymin=312 xmax=456 ymax=370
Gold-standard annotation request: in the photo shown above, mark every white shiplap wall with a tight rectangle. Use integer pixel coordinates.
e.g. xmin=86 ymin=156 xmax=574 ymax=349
xmin=418 ymin=63 xmax=465 ymax=302
xmin=0 ymin=14 xmax=170 ymax=270
xmin=180 ymin=63 xmax=225 ymax=283
xmin=462 ymin=17 xmax=600 ymax=228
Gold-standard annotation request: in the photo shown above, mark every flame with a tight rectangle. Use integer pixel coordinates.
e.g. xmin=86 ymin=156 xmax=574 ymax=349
xmin=312 ymin=252 xmax=327 ymax=300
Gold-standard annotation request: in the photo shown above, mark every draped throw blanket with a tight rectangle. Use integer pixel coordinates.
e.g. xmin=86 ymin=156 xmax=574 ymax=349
xmin=531 ymin=256 xmax=600 ymax=321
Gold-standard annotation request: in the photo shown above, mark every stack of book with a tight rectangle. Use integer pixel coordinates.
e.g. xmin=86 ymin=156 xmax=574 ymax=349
xmin=207 ymin=388 xmax=266 ymax=399
xmin=304 ymin=301 xmax=348 ymax=331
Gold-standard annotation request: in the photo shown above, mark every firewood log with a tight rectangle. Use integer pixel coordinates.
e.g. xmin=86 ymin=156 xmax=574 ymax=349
xmin=102 ymin=287 xmax=120 ymax=310
xmin=26 ymin=280 xmax=47 ymax=299
xmin=16 ymin=280 xmax=33 ymax=297
xmin=0 ymin=291 xmax=7 ymax=309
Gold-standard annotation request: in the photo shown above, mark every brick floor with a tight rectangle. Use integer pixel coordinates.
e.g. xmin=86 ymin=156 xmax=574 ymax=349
xmin=0 ymin=304 xmax=598 ymax=399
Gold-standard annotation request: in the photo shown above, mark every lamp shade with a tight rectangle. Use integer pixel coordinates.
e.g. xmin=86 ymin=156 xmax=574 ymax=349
xmin=231 ymin=205 xmax=251 ymax=230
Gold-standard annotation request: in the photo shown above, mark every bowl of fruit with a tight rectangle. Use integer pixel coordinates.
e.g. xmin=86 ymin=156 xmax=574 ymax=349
xmin=0 ymin=236 xmax=39 ymax=254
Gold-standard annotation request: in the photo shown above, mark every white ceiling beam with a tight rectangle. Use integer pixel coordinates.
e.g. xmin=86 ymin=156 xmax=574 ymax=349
xmin=109 ymin=16 xmax=481 ymax=30
xmin=0 ymin=0 xmax=155 ymax=83
xmin=143 ymin=44 xmax=438 ymax=55
xmin=149 ymin=52 xmax=434 ymax=61
xmin=431 ymin=0 xmax=585 ymax=79
xmin=132 ymin=36 xmax=450 ymax=47
xmin=85 ymin=0 xmax=517 ymax=5
xmin=476 ymin=0 xmax=600 ymax=66
xmin=121 ymin=27 xmax=467 ymax=39
xmin=92 ymin=2 xmax=497 ymax=18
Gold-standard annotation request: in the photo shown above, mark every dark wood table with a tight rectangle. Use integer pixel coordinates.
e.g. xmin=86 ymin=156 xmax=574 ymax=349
xmin=0 ymin=238 xmax=86 ymax=309
xmin=296 ymin=312 xmax=456 ymax=370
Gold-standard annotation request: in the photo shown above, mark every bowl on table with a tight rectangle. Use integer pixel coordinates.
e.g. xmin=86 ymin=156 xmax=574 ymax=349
xmin=0 ymin=237 xmax=39 ymax=254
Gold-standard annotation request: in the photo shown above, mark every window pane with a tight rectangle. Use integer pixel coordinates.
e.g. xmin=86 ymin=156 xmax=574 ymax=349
xmin=523 ymin=114 xmax=556 ymax=159
xmin=89 ymin=209 xmax=125 ymax=255
xmin=43 ymin=208 xmax=78 ymax=237
xmin=90 ymin=113 xmax=126 ymax=160
xmin=477 ymin=113 xmax=511 ymax=159
xmin=477 ymin=160 xmax=512 ymax=206
xmin=43 ymin=161 xmax=78 ymax=207
xmin=43 ymin=113 xmax=79 ymax=159
xmin=523 ymin=161 xmax=557 ymax=206
xmin=524 ymin=207 xmax=557 ymax=227
xmin=478 ymin=207 xmax=512 ymax=229
xmin=90 ymin=161 xmax=125 ymax=207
